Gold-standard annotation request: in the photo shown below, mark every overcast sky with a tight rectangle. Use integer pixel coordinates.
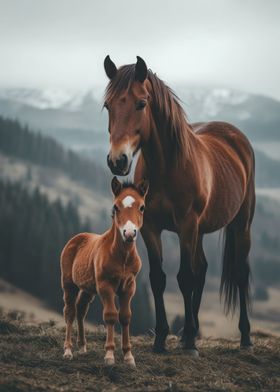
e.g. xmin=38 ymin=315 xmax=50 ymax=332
xmin=0 ymin=0 xmax=279 ymax=99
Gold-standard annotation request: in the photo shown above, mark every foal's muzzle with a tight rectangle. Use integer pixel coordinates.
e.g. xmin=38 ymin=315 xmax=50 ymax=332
xmin=107 ymin=153 xmax=131 ymax=176
xmin=123 ymin=228 xmax=137 ymax=243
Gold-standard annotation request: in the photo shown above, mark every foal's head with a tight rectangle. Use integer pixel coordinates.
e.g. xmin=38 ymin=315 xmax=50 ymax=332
xmin=104 ymin=55 xmax=151 ymax=175
xmin=111 ymin=176 xmax=149 ymax=243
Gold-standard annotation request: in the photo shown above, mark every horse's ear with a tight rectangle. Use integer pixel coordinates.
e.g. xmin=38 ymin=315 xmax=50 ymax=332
xmin=135 ymin=56 xmax=147 ymax=83
xmin=111 ymin=176 xmax=122 ymax=196
xmin=104 ymin=55 xmax=117 ymax=79
xmin=137 ymin=178 xmax=149 ymax=197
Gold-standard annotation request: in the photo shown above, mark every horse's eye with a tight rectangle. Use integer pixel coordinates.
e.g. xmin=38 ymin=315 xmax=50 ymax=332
xmin=113 ymin=204 xmax=119 ymax=213
xmin=136 ymin=100 xmax=147 ymax=110
xmin=139 ymin=205 xmax=145 ymax=213
xmin=104 ymin=102 xmax=109 ymax=110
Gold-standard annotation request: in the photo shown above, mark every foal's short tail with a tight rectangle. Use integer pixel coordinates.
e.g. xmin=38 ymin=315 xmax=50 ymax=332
xmin=220 ymin=225 xmax=251 ymax=315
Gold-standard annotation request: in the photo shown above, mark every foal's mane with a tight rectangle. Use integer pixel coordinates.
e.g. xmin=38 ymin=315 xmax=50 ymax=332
xmin=105 ymin=65 xmax=194 ymax=163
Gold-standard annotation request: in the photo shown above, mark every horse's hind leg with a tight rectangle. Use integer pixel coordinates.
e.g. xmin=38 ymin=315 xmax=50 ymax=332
xmin=177 ymin=215 xmax=199 ymax=356
xmin=192 ymin=235 xmax=208 ymax=336
xmin=63 ymin=283 xmax=79 ymax=359
xmin=235 ymin=225 xmax=253 ymax=348
xmin=231 ymin=190 xmax=255 ymax=348
xmin=76 ymin=290 xmax=94 ymax=353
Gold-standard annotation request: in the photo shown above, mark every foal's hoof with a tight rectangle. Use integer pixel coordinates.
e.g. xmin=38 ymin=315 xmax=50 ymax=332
xmin=104 ymin=357 xmax=115 ymax=366
xmin=124 ymin=355 xmax=136 ymax=368
xmin=104 ymin=350 xmax=115 ymax=366
xmin=63 ymin=348 xmax=73 ymax=360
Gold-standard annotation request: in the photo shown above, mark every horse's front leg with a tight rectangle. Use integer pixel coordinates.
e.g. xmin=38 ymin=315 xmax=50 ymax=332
xmin=192 ymin=235 xmax=208 ymax=336
xmin=99 ymin=282 xmax=118 ymax=366
xmin=119 ymin=279 xmax=136 ymax=367
xmin=141 ymin=223 xmax=169 ymax=353
xmin=177 ymin=214 xmax=199 ymax=356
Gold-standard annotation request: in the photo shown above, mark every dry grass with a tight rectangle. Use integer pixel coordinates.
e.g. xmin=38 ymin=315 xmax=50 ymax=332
xmin=0 ymin=313 xmax=279 ymax=392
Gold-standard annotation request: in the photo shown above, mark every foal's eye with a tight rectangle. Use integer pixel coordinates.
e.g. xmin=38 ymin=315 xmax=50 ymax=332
xmin=136 ymin=100 xmax=147 ymax=110
xmin=139 ymin=205 xmax=145 ymax=213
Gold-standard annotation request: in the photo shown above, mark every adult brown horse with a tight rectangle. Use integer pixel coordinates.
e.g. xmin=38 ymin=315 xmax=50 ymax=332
xmin=103 ymin=55 xmax=255 ymax=355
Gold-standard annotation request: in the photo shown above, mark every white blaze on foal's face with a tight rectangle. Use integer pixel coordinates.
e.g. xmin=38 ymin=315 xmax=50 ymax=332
xmin=120 ymin=219 xmax=138 ymax=242
xmin=121 ymin=196 xmax=138 ymax=241
xmin=122 ymin=195 xmax=135 ymax=208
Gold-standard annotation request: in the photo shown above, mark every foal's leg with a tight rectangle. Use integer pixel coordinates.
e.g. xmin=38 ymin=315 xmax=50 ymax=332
xmin=63 ymin=283 xmax=79 ymax=359
xmin=177 ymin=216 xmax=199 ymax=356
xmin=119 ymin=280 xmax=136 ymax=367
xmin=192 ymin=236 xmax=208 ymax=336
xmin=141 ymin=224 xmax=169 ymax=353
xmin=76 ymin=290 xmax=94 ymax=353
xmin=99 ymin=282 xmax=118 ymax=366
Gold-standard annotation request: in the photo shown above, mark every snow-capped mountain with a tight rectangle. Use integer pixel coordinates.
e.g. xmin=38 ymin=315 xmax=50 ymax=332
xmin=177 ymin=87 xmax=250 ymax=120
xmin=0 ymin=88 xmax=97 ymax=111
xmin=0 ymin=86 xmax=279 ymax=155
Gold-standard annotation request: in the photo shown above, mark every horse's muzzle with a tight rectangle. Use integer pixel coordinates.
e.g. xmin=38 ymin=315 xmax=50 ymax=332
xmin=107 ymin=153 xmax=131 ymax=176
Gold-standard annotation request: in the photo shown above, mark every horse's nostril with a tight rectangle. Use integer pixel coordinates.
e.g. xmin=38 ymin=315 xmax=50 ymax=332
xmin=121 ymin=154 xmax=128 ymax=164
xmin=116 ymin=154 xmax=128 ymax=171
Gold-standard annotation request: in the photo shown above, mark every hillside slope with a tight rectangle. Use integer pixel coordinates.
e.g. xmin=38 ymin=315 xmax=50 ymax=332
xmin=0 ymin=313 xmax=279 ymax=392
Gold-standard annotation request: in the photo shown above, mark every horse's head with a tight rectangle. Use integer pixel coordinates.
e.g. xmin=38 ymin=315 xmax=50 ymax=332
xmin=104 ymin=56 xmax=151 ymax=176
xmin=111 ymin=176 xmax=149 ymax=243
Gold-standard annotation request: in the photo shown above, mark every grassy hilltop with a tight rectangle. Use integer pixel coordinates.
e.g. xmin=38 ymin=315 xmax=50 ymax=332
xmin=0 ymin=312 xmax=279 ymax=392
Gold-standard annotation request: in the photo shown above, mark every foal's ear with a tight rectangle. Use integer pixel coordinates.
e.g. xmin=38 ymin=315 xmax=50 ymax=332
xmin=111 ymin=176 xmax=122 ymax=196
xmin=135 ymin=56 xmax=147 ymax=83
xmin=137 ymin=178 xmax=149 ymax=197
xmin=104 ymin=55 xmax=117 ymax=79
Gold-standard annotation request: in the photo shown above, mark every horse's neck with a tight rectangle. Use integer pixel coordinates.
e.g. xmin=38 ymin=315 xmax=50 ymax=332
xmin=141 ymin=112 xmax=197 ymax=182
xmin=107 ymin=222 xmax=135 ymax=261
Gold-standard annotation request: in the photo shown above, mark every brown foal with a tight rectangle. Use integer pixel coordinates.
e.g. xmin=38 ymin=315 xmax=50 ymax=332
xmin=60 ymin=176 xmax=149 ymax=366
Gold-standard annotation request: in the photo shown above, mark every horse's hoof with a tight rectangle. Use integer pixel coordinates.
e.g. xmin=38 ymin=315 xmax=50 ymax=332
xmin=63 ymin=348 xmax=73 ymax=360
xmin=185 ymin=349 xmax=199 ymax=358
xmin=79 ymin=345 xmax=87 ymax=354
xmin=104 ymin=357 xmax=115 ymax=366
xmin=153 ymin=344 xmax=167 ymax=354
xmin=240 ymin=344 xmax=253 ymax=352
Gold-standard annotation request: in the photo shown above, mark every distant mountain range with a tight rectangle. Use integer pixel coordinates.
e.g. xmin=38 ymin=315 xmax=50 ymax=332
xmin=0 ymin=86 xmax=279 ymax=164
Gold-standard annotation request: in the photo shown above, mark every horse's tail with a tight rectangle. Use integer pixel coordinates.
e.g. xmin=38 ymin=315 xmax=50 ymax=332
xmin=219 ymin=224 xmax=251 ymax=315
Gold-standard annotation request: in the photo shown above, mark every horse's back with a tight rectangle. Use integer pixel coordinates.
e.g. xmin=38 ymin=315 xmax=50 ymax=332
xmin=193 ymin=120 xmax=254 ymax=159
xmin=192 ymin=121 xmax=255 ymax=232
